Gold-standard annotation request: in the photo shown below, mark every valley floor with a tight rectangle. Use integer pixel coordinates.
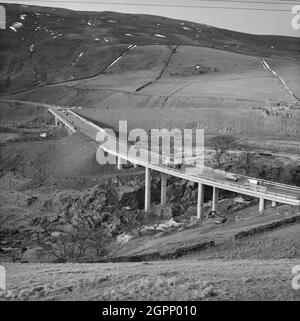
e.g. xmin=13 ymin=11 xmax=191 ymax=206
xmin=2 ymin=259 xmax=300 ymax=301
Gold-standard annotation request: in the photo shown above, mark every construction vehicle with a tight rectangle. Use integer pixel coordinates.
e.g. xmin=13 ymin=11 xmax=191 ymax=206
xmin=248 ymin=178 xmax=264 ymax=185
xmin=164 ymin=156 xmax=182 ymax=169
xmin=225 ymin=172 xmax=239 ymax=182
xmin=215 ymin=216 xmax=227 ymax=224
xmin=208 ymin=211 xmax=227 ymax=224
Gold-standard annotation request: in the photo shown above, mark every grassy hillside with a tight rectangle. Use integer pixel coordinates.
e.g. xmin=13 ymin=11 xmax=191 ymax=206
xmin=1 ymin=2 xmax=299 ymax=145
xmin=1 ymin=3 xmax=299 ymax=95
xmin=3 ymin=259 xmax=300 ymax=300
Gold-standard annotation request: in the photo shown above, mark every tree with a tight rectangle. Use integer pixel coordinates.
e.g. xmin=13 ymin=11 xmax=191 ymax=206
xmin=150 ymin=205 xmax=172 ymax=231
xmin=39 ymin=227 xmax=91 ymax=262
xmin=88 ymin=228 xmax=106 ymax=257
xmin=135 ymin=205 xmax=172 ymax=235
xmin=237 ymin=149 xmax=253 ymax=175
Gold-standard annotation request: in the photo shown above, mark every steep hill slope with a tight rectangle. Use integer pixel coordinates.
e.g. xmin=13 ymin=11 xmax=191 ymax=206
xmin=1 ymin=3 xmax=299 ymax=95
xmin=1 ymin=3 xmax=300 ymax=147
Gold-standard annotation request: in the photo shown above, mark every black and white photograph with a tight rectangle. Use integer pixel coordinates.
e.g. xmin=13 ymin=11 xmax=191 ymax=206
xmin=0 ymin=0 xmax=300 ymax=306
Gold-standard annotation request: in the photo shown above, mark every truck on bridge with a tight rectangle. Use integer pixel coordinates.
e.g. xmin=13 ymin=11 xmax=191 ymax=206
xmin=164 ymin=156 xmax=182 ymax=169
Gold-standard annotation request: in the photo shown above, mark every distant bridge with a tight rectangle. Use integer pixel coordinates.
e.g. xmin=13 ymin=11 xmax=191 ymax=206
xmin=47 ymin=108 xmax=76 ymax=134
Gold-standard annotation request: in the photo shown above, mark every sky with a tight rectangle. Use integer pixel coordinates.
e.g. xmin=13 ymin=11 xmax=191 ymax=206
xmin=1 ymin=0 xmax=300 ymax=37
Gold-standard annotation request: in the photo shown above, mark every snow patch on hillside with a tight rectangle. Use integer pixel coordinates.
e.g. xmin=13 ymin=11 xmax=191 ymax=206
xmin=72 ymin=52 xmax=84 ymax=65
xmin=142 ymin=219 xmax=182 ymax=232
xmin=9 ymin=22 xmax=23 ymax=32
xmin=116 ymin=234 xmax=132 ymax=244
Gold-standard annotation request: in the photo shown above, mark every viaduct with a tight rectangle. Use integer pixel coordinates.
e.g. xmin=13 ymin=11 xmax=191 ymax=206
xmin=2 ymin=99 xmax=300 ymax=220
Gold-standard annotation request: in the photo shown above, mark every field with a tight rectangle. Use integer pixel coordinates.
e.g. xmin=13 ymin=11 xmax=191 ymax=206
xmin=2 ymin=259 xmax=300 ymax=300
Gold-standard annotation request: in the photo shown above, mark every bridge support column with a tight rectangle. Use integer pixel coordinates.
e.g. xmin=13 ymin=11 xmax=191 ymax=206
xmin=145 ymin=167 xmax=151 ymax=212
xmin=160 ymin=173 xmax=167 ymax=206
xmin=54 ymin=117 xmax=58 ymax=126
xmin=259 ymin=198 xmax=266 ymax=212
xmin=197 ymin=183 xmax=204 ymax=220
xmin=133 ymin=163 xmax=138 ymax=168
xmin=271 ymin=201 xmax=277 ymax=207
xmin=212 ymin=187 xmax=219 ymax=212
xmin=117 ymin=157 xmax=122 ymax=170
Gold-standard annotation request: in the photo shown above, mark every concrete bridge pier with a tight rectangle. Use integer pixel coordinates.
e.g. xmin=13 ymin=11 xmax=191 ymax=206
xmin=212 ymin=186 xmax=219 ymax=212
xmin=160 ymin=173 xmax=167 ymax=206
xmin=117 ymin=156 xmax=122 ymax=170
xmin=197 ymin=183 xmax=204 ymax=220
xmin=259 ymin=198 xmax=266 ymax=212
xmin=54 ymin=117 xmax=58 ymax=126
xmin=145 ymin=167 xmax=151 ymax=212
xmin=271 ymin=201 xmax=278 ymax=207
